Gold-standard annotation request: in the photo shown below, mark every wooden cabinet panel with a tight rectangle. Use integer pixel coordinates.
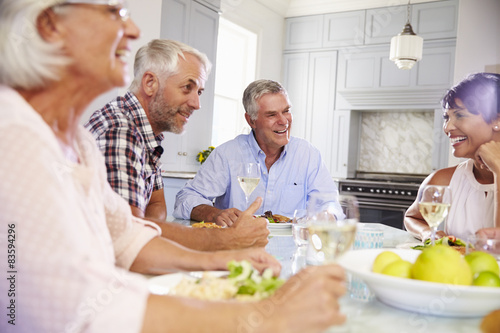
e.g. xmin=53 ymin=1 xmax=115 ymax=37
xmin=364 ymin=5 xmax=406 ymax=45
xmin=284 ymin=15 xmax=324 ymax=50
xmin=323 ymin=11 xmax=365 ymax=48
xmin=160 ymin=0 xmax=219 ymax=172
xmin=412 ymin=0 xmax=458 ymax=40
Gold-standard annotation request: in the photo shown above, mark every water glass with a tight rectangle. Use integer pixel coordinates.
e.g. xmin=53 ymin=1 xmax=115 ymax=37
xmin=292 ymin=209 xmax=308 ymax=247
xmin=353 ymin=224 xmax=384 ymax=250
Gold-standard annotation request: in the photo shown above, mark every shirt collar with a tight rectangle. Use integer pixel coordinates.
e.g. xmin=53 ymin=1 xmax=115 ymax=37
xmin=124 ymin=91 xmax=164 ymax=152
xmin=246 ymin=130 xmax=288 ymax=160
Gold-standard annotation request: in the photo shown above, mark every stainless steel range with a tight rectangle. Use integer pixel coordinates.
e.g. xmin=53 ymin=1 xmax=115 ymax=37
xmin=338 ymin=172 xmax=425 ymax=230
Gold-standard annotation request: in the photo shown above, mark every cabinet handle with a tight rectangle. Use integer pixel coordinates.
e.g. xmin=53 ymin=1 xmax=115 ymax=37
xmin=183 ymin=152 xmax=188 ymax=156
xmin=178 ymin=152 xmax=183 ymax=156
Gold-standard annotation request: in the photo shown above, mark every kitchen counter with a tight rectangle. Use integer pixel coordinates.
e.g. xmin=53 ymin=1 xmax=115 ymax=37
xmin=161 ymin=171 xmax=196 ymax=179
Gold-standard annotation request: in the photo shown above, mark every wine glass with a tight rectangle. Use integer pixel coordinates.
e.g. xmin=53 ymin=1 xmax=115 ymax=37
xmin=237 ymin=163 xmax=261 ymax=207
xmin=418 ymin=185 xmax=452 ymax=246
xmin=306 ymin=193 xmax=359 ymax=265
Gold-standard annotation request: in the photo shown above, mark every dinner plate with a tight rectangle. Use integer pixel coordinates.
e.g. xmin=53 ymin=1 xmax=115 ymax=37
xmin=337 ymin=249 xmax=500 ymax=317
xmin=267 ymin=222 xmax=292 ymax=229
xmin=148 ymin=271 xmax=227 ymax=295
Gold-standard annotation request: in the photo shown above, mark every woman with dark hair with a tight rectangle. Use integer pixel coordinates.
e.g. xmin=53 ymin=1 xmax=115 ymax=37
xmin=405 ymin=72 xmax=500 ymax=241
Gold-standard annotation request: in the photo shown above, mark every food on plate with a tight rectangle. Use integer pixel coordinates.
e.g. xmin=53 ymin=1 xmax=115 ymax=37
xmin=172 ymin=260 xmax=285 ymax=301
xmin=380 ymin=260 xmax=412 ymax=278
xmin=372 ymin=251 xmax=402 ymax=273
xmin=411 ymin=235 xmax=468 ymax=254
xmin=192 ymin=221 xmax=222 ymax=229
xmin=465 ymin=251 xmax=500 ymax=276
xmin=411 ymin=245 xmax=473 ymax=285
xmin=261 ymin=210 xmax=291 ymax=223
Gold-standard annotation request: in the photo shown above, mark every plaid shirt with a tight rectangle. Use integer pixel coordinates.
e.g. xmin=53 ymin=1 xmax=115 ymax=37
xmin=85 ymin=92 xmax=164 ymax=213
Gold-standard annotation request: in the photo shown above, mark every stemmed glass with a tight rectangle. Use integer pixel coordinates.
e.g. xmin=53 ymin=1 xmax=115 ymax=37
xmin=306 ymin=193 xmax=359 ymax=265
xmin=418 ymin=185 xmax=452 ymax=246
xmin=237 ymin=163 xmax=261 ymax=207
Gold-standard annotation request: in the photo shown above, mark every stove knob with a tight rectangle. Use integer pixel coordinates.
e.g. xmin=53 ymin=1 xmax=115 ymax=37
xmin=358 ymin=187 xmax=363 ymax=192
xmin=388 ymin=190 xmax=393 ymax=194
xmin=346 ymin=187 xmax=351 ymax=191
xmin=376 ymin=189 xmax=380 ymax=193
xmin=395 ymin=190 xmax=399 ymax=194
xmin=382 ymin=189 xmax=387 ymax=194
xmin=370 ymin=189 xmax=374 ymax=193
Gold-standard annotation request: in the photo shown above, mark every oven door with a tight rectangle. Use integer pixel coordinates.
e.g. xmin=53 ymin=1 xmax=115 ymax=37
xmin=356 ymin=198 xmax=410 ymax=230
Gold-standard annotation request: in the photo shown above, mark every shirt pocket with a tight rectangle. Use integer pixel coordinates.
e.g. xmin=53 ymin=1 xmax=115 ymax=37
xmin=279 ymin=183 xmax=306 ymax=215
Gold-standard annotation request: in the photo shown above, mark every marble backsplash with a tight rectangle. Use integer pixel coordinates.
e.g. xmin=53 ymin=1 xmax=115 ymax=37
xmin=357 ymin=111 xmax=434 ymax=174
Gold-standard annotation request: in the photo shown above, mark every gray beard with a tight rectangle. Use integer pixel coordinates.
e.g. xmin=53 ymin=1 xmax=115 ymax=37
xmin=148 ymin=93 xmax=186 ymax=134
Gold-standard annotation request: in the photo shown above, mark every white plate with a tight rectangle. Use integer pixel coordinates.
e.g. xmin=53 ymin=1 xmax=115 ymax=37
xmin=267 ymin=222 xmax=292 ymax=229
xmin=148 ymin=271 xmax=227 ymax=295
xmin=337 ymin=249 xmax=500 ymax=317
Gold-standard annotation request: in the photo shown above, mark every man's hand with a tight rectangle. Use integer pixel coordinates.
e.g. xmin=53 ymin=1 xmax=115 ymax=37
xmin=213 ymin=208 xmax=242 ymax=227
xmin=227 ymin=197 xmax=270 ymax=248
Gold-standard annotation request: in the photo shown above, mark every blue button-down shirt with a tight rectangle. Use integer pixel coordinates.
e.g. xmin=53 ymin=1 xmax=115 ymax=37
xmin=173 ymin=132 xmax=341 ymax=219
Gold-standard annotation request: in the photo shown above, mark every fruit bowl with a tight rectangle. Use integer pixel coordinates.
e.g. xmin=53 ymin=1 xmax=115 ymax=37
xmin=337 ymin=249 xmax=500 ymax=317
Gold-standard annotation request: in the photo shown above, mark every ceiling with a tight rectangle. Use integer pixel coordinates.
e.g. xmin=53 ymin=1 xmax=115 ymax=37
xmin=251 ymin=0 xmax=443 ymax=17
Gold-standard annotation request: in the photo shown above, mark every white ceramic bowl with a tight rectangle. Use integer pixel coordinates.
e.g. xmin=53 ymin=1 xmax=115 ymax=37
xmin=337 ymin=249 xmax=500 ymax=317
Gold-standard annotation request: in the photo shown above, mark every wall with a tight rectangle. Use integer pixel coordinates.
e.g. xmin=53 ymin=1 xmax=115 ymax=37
xmin=80 ymin=0 xmax=163 ymax=124
xmin=219 ymin=0 xmax=285 ymax=81
xmin=448 ymin=0 xmax=500 ymax=166
xmin=358 ymin=111 xmax=434 ymax=174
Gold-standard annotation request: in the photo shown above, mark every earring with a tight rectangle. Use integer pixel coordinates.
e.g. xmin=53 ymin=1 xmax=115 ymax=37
xmin=495 ymin=125 xmax=499 ymax=131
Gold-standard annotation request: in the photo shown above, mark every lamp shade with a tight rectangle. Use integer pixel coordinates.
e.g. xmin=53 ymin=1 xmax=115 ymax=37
xmin=389 ymin=24 xmax=423 ymax=70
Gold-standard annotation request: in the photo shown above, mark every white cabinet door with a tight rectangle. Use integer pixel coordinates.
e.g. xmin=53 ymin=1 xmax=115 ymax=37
xmin=160 ymin=0 xmax=219 ymax=172
xmin=323 ymin=10 xmax=365 ymax=48
xmin=282 ymin=51 xmax=338 ymax=172
xmin=306 ymin=51 xmax=337 ymax=169
xmin=284 ymin=15 xmax=324 ymax=50
xmin=331 ymin=110 xmax=360 ymax=179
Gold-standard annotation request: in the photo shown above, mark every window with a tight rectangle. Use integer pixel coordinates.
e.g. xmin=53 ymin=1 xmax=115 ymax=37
xmin=211 ymin=18 xmax=257 ymax=147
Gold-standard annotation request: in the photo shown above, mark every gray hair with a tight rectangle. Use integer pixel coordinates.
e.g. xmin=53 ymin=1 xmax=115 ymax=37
xmin=0 ymin=0 xmax=71 ymax=89
xmin=242 ymin=79 xmax=290 ymax=121
xmin=129 ymin=39 xmax=212 ymax=92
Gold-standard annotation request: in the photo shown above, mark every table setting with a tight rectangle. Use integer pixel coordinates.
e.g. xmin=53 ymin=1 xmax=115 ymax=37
xmin=161 ymin=188 xmax=499 ymax=332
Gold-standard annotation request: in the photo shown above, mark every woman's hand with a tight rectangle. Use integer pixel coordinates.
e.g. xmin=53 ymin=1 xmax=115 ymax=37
xmin=476 ymin=140 xmax=500 ymax=175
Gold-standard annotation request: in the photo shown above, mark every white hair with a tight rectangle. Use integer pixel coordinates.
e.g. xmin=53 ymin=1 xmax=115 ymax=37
xmin=129 ymin=39 xmax=212 ymax=92
xmin=0 ymin=0 xmax=71 ymax=89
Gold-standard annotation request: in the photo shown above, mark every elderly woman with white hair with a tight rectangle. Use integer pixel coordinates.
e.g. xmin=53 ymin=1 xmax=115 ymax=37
xmin=0 ymin=0 xmax=346 ymax=332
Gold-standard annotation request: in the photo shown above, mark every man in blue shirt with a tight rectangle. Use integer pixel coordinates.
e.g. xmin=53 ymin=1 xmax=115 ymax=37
xmin=174 ymin=79 xmax=341 ymax=226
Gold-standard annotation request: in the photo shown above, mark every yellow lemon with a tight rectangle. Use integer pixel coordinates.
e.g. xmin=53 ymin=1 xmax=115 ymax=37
xmin=372 ymin=251 xmax=402 ymax=273
xmin=411 ymin=245 xmax=473 ymax=285
xmin=465 ymin=251 xmax=500 ymax=276
xmin=381 ymin=260 xmax=412 ymax=278
xmin=472 ymin=271 xmax=500 ymax=287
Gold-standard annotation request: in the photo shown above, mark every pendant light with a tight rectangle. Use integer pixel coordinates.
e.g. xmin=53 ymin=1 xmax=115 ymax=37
xmin=389 ymin=0 xmax=423 ymax=70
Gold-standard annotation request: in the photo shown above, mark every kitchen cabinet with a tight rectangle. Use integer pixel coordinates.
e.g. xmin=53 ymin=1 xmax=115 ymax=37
xmin=284 ymin=15 xmax=324 ymax=51
xmin=331 ymin=110 xmax=360 ymax=179
xmin=159 ymin=0 xmax=219 ymax=172
xmin=162 ymin=175 xmax=192 ymax=214
xmin=282 ymin=0 xmax=457 ymax=178
xmin=323 ymin=11 xmax=366 ymax=48
xmin=336 ymin=41 xmax=456 ymax=110
xmin=282 ymin=51 xmax=338 ymax=172
xmin=364 ymin=0 xmax=458 ymax=45
xmin=284 ymin=0 xmax=458 ymax=50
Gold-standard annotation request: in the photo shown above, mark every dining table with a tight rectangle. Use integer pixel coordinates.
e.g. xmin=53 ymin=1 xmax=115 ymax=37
xmin=166 ymin=217 xmax=485 ymax=333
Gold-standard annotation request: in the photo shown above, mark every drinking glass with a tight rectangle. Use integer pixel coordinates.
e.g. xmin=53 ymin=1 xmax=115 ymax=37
xmin=418 ymin=185 xmax=452 ymax=246
xmin=292 ymin=209 xmax=308 ymax=247
xmin=306 ymin=193 xmax=359 ymax=265
xmin=237 ymin=163 xmax=260 ymax=207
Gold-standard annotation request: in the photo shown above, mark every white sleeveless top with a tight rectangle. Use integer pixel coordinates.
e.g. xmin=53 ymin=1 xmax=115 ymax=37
xmin=444 ymin=159 xmax=495 ymax=239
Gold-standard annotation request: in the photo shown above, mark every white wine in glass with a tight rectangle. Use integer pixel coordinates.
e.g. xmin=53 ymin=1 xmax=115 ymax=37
xmin=237 ymin=163 xmax=260 ymax=207
xmin=306 ymin=194 xmax=358 ymax=265
xmin=418 ymin=185 xmax=451 ymax=246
